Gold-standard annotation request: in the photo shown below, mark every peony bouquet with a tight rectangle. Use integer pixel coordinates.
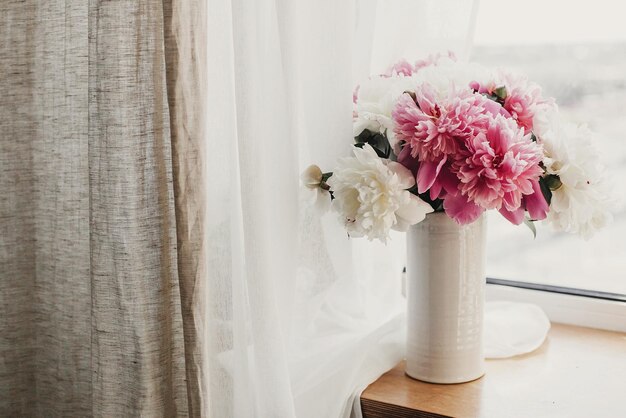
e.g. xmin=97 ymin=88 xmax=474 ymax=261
xmin=302 ymin=53 xmax=614 ymax=242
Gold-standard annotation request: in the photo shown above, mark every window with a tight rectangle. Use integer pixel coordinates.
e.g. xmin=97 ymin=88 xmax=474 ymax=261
xmin=473 ymin=0 xmax=626 ymax=296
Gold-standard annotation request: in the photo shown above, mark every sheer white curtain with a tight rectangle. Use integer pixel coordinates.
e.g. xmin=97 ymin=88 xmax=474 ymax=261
xmin=204 ymin=1 xmax=478 ymax=417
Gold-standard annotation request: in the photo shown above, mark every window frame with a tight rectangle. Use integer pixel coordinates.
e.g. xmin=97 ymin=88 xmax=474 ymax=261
xmin=486 ymin=279 xmax=626 ymax=333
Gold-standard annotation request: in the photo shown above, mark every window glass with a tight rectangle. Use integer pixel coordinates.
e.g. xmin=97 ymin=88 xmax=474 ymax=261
xmin=473 ymin=0 xmax=626 ymax=294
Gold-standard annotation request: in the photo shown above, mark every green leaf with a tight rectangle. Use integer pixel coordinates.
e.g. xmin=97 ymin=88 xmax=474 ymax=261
xmin=354 ymin=130 xmax=391 ymax=158
xmin=494 ymin=86 xmax=508 ymax=100
xmin=544 ymin=174 xmax=563 ymax=191
xmin=355 ymin=129 xmax=378 ymax=144
xmin=483 ymin=86 xmax=507 ymax=106
xmin=523 ymin=218 xmax=537 ymax=239
xmin=538 ymin=176 xmax=553 ymax=206
xmin=485 ymin=93 xmax=499 ymax=102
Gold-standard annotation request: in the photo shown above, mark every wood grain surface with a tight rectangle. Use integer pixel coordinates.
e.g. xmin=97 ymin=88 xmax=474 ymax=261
xmin=361 ymin=323 xmax=626 ymax=418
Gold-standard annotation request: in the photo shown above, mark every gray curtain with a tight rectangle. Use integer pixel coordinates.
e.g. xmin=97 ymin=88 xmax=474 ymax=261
xmin=0 ymin=1 xmax=204 ymax=416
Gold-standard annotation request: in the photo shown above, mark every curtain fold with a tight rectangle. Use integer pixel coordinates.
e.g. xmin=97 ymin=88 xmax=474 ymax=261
xmin=163 ymin=0 xmax=208 ymax=415
xmin=1 ymin=0 xmax=198 ymax=416
xmin=1 ymin=2 xmax=91 ymax=415
xmin=88 ymin=0 xmax=189 ymax=416
xmin=204 ymin=0 xmax=409 ymax=416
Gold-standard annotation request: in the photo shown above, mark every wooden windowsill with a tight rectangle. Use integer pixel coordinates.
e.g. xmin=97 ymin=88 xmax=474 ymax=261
xmin=361 ymin=323 xmax=626 ymax=418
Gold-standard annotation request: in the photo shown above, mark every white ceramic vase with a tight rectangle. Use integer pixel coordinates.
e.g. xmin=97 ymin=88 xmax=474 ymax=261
xmin=405 ymin=212 xmax=487 ymax=384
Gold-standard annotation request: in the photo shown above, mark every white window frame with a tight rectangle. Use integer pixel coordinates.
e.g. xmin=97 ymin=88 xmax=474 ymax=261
xmin=486 ymin=282 xmax=626 ymax=333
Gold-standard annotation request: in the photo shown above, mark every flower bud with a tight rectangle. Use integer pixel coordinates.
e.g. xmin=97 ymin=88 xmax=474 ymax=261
xmin=301 ymin=165 xmax=323 ymax=189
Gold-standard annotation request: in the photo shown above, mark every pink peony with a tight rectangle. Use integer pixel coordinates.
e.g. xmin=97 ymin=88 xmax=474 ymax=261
xmin=502 ymin=77 xmax=542 ymax=132
xmin=524 ymin=180 xmax=549 ymax=220
xmin=383 ymin=59 xmax=414 ymax=77
xmin=443 ymin=192 xmax=485 ymax=225
xmin=353 ymin=84 xmax=360 ymax=104
xmin=452 ymin=115 xmax=545 ymax=220
xmin=472 ymin=72 xmax=555 ymax=133
xmin=498 ymin=179 xmax=549 ymax=224
xmin=469 ymin=80 xmax=493 ymax=94
xmin=414 ymin=51 xmax=457 ymax=71
xmin=392 ymin=86 xmax=493 ymax=163
xmin=397 ymin=142 xmax=459 ymax=203
xmin=391 ymin=67 xmax=552 ymax=227
xmin=393 ymin=86 xmax=504 ymax=200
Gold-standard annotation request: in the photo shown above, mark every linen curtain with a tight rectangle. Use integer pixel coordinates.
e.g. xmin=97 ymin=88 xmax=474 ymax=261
xmin=0 ymin=0 xmax=201 ymax=416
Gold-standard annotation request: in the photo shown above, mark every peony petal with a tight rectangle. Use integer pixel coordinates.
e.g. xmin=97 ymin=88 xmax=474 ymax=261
xmin=439 ymin=165 xmax=460 ymax=196
xmin=353 ymin=118 xmax=370 ymax=137
xmin=502 ymin=191 xmax=522 ymax=212
xmin=393 ymin=217 xmax=411 ymax=232
xmin=499 ymin=206 xmax=525 ymax=225
xmin=387 ymin=161 xmax=416 ymax=189
xmin=393 ymin=193 xmax=434 ymax=231
xmin=525 ymin=180 xmax=549 ymax=221
xmin=416 ymin=157 xmax=447 ymax=194
xmin=482 ymin=98 xmax=511 ymax=118
xmin=429 ymin=181 xmax=443 ymax=200
xmin=352 ymin=143 xmax=377 ymax=164
xmin=397 ymin=145 xmax=419 ymax=176
xmin=443 ymin=193 xmax=484 ymax=225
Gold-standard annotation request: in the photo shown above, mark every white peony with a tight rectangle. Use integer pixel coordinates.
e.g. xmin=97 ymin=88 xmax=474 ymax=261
xmin=534 ymin=112 xmax=615 ymax=239
xmin=413 ymin=59 xmax=493 ymax=100
xmin=327 ymin=144 xmax=433 ymax=242
xmin=353 ymin=75 xmax=417 ymax=150
xmin=531 ymin=102 xmax=560 ymax=138
xmin=300 ymin=164 xmax=331 ymax=212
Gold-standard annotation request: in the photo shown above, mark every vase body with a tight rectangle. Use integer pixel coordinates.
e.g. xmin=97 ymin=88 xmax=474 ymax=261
xmin=405 ymin=212 xmax=487 ymax=384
